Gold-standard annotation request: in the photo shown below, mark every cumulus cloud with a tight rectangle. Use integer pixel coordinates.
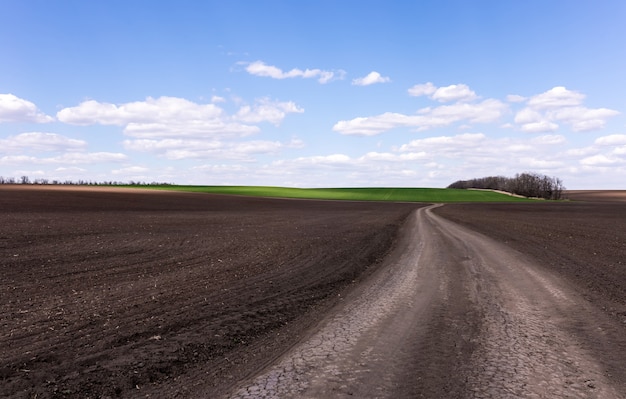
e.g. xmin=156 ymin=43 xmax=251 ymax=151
xmin=244 ymin=60 xmax=341 ymax=84
xmin=255 ymin=130 xmax=586 ymax=188
xmin=336 ymin=82 xmax=503 ymax=135
xmin=514 ymin=108 xmax=543 ymax=124
xmin=518 ymin=157 xmax=564 ymax=168
xmin=396 ymin=132 xmax=575 ymax=173
xmin=352 ymin=71 xmax=391 ymax=86
xmin=57 ymin=96 xmax=303 ymax=139
xmin=360 ymin=151 xmax=428 ymax=162
xmin=398 ymin=133 xmax=487 ymax=153
xmin=431 ymin=84 xmax=477 ymax=102
xmin=531 ymin=135 xmax=566 ymax=145
xmin=595 ymin=134 xmax=626 ymax=145
xmin=0 ymin=132 xmax=87 ymax=153
xmin=112 ymin=166 xmax=150 ymax=175
xmin=547 ymin=106 xmax=619 ymax=132
xmin=123 ymin=137 xmax=303 ymax=161
xmin=0 ymin=94 xmax=54 ymax=123
xmin=333 ymin=113 xmax=418 ymax=136
xmin=580 ymin=154 xmax=622 ymax=166
xmin=408 ymin=83 xmax=477 ymax=102
xmin=333 ymin=99 xmax=507 ymax=136
xmin=527 ymin=86 xmax=585 ymax=109
xmin=513 ymin=87 xmax=619 ymax=133
xmin=57 ymin=96 xmax=224 ymax=126
xmin=235 ymin=98 xmax=304 ymax=125
xmin=407 ymin=82 xmax=437 ymax=97
xmin=0 ymin=152 xmax=127 ymax=165
xmin=519 ymin=121 xmax=559 ymax=133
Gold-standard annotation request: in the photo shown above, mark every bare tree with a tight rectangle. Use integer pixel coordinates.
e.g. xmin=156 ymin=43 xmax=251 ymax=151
xmin=448 ymin=172 xmax=565 ymax=200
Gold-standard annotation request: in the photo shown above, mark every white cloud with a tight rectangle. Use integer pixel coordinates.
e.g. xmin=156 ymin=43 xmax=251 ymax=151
xmin=408 ymin=83 xmax=477 ymax=102
xmin=360 ymin=151 xmax=428 ymax=162
xmin=123 ymin=121 xmax=258 ymax=139
xmin=244 ymin=60 xmax=341 ymax=84
xmin=514 ymin=108 xmax=544 ymax=124
xmin=612 ymin=146 xmax=626 ymax=155
xmin=514 ymin=108 xmax=559 ymax=133
xmin=55 ymin=166 xmax=87 ymax=173
xmin=423 ymin=99 xmax=506 ymax=124
xmin=52 ymin=152 xmax=128 ymax=164
xmin=580 ymin=154 xmax=623 ymax=166
xmin=0 ymin=94 xmax=54 ymax=123
xmin=281 ymin=151 xmax=431 ymax=166
xmin=595 ymin=134 xmax=626 ymax=145
xmin=352 ymin=71 xmax=391 ymax=86
xmin=333 ymin=112 xmax=420 ymax=136
xmin=547 ymin=106 xmax=619 ymax=132
xmin=512 ymin=87 xmax=619 ymax=133
xmin=333 ymin=99 xmax=507 ymax=135
xmin=431 ymin=84 xmax=477 ymax=102
xmin=57 ymin=96 xmax=303 ymax=139
xmin=408 ymin=82 xmax=437 ymax=97
xmin=531 ymin=135 xmax=566 ymax=145
xmin=235 ymin=98 xmax=304 ymax=125
xmin=566 ymin=147 xmax=598 ymax=157
xmin=0 ymin=152 xmax=127 ymax=165
xmin=518 ymin=157 xmax=564 ymax=168
xmin=255 ymin=131 xmax=583 ymax=188
xmin=527 ymin=86 xmax=585 ymax=109
xmin=291 ymin=154 xmax=352 ymax=165
xmin=399 ymin=133 xmax=487 ymax=153
xmin=112 ymin=166 xmax=150 ymax=175
xmin=191 ymin=164 xmax=247 ymax=173
xmin=0 ymin=132 xmax=87 ymax=153
xmin=57 ymin=96 xmax=224 ymax=126
xmin=150 ymin=127 xmax=626 ymax=188
xmin=123 ymin=138 xmax=303 ymax=161
xmin=520 ymin=121 xmax=559 ymax=133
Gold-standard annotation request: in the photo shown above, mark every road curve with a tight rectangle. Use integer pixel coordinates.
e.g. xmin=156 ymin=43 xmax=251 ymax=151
xmin=222 ymin=205 xmax=625 ymax=398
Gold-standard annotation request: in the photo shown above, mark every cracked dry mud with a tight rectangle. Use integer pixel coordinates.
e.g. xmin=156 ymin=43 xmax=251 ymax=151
xmin=227 ymin=205 xmax=625 ymax=398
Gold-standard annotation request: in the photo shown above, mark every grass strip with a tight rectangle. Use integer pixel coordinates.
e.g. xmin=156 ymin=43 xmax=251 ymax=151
xmin=124 ymin=185 xmax=535 ymax=203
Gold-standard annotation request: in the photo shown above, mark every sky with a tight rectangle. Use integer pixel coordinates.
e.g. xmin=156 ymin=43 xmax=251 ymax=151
xmin=1 ymin=1 xmax=625 ymax=189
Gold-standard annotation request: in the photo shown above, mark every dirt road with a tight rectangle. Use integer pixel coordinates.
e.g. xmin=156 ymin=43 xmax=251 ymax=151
xmin=225 ymin=205 xmax=625 ymax=398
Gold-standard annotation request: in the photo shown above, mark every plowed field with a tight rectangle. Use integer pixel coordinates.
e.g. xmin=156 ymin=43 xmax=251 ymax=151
xmin=0 ymin=186 xmax=416 ymax=398
xmin=2 ymin=187 xmax=625 ymax=398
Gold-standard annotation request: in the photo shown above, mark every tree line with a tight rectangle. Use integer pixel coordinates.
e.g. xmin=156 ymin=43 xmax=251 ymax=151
xmin=0 ymin=176 xmax=171 ymax=186
xmin=448 ymin=172 xmax=565 ymax=200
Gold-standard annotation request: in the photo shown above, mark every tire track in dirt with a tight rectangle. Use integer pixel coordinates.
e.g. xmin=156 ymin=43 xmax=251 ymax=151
xmin=225 ymin=208 xmax=434 ymax=398
xmin=225 ymin=206 xmax=482 ymax=398
xmin=224 ymin=205 xmax=625 ymax=398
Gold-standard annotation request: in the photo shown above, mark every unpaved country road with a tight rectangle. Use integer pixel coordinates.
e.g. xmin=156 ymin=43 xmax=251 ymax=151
xmin=223 ymin=205 xmax=625 ymax=399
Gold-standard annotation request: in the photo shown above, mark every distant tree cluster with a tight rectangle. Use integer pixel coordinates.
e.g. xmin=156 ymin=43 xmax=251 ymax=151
xmin=0 ymin=176 xmax=172 ymax=186
xmin=448 ymin=172 xmax=565 ymax=200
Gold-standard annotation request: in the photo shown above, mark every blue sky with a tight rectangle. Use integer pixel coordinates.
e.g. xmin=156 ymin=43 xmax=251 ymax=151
xmin=1 ymin=1 xmax=625 ymax=188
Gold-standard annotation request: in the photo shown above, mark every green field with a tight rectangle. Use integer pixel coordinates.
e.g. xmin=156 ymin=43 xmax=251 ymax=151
xmin=129 ymin=185 xmax=534 ymax=203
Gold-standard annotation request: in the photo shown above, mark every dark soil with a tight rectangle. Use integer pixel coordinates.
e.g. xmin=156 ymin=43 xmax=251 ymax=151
xmin=0 ymin=186 xmax=417 ymax=398
xmin=2 ymin=186 xmax=624 ymax=398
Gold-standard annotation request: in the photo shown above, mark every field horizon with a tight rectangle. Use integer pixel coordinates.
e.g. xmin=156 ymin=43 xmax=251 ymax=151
xmin=124 ymin=185 xmax=535 ymax=203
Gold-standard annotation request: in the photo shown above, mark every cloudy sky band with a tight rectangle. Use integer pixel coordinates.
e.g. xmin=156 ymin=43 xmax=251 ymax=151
xmin=1 ymin=2 xmax=625 ymax=188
